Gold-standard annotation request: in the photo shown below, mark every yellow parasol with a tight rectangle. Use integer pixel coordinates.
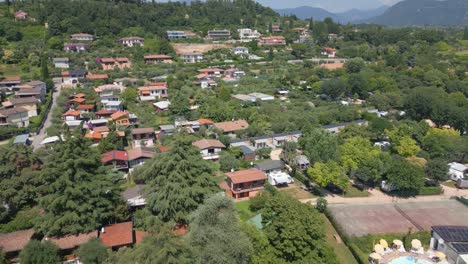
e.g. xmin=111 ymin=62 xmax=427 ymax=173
xmin=370 ymin=252 xmax=382 ymax=260
xmin=411 ymin=239 xmax=422 ymax=249
xmin=380 ymin=239 xmax=389 ymax=248
xmin=374 ymin=244 xmax=384 ymax=254
xmin=393 ymin=239 xmax=403 ymax=247
xmin=435 ymin=252 xmax=446 ymax=259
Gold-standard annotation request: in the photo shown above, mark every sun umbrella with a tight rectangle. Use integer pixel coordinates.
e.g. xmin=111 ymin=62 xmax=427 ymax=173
xmin=370 ymin=253 xmax=382 ymax=260
xmin=435 ymin=252 xmax=446 ymax=259
xmin=411 ymin=239 xmax=422 ymax=249
xmin=393 ymin=239 xmax=403 ymax=247
xmin=374 ymin=244 xmax=384 ymax=254
xmin=380 ymin=239 xmax=389 ymax=248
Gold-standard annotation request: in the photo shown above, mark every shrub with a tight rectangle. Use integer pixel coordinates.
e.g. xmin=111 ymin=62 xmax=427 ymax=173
xmin=418 ymin=186 xmax=442 ymax=196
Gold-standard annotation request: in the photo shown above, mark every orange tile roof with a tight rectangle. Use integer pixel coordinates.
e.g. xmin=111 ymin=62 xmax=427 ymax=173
xmin=93 ymin=126 xmax=109 ymax=133
xmin=63 ymin=110 xmax=81 ymax=116
xmin=87 ymin=74 xmax=109 ymax=80
xmin=213 ymin=120 xmax=249 ymax=132
xmin=61 ymin=71 xmax=70 ymax=77
xmin=85 ymin=131 xmax=103 ymax=139
xmin=46 ymin=231 xmax=98 ymax=250
xmin=198 ymin=118 xmax=214 ymax=125
xmin=69 ymin=98 xmax=86 ymax=103
xmin=76 ymin=104 xmax=95 ymax=110
xmin=0 ymin=229 xmax=34 ymax=253
xmin=192 ymin=139 xmax=225 ymax=150
xmin=100 ymin=58 xmax=116 ymax=63
xmin=111 ymin=111 xmax=129 ymax=120
xmin=99 ymin=222 xmax=134 ymax=248
xmin=148 ymin=82 xmax=167 ymax=87
xmin=225 ymin=168 xmax=267 ymax=184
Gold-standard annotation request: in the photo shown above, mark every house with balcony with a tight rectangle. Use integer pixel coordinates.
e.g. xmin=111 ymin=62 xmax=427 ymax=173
xmin=238 ymin=28 xmax=261 ymax=40
xmin=144 ymin=54 xmax=173 ymax=64
xmin=180 ymin=53 xmax=203 ymax=64
xmin=98 ymin=58 xmax=131 ymax=71
xmin=71 ymin=33 xmax=94 ymax=42
xmin=224 ymin=168 xmax=267 ymax=199
xmin=259 ymin=36 xmax=286 ymax=46
xmin=103 ymin=101 xmax=123 ymax=111
xmin=167 ymin=30 xmax=187 ymax=39
xmin=321 ymin=47 xmax=337 ymax=58
xmin=64 ymin=43 xmax=89 ymax=52
xmin=127 ymin=147 xmax=156 ymax=168
xmin=15 ymin=87 xmax=45 ymax=102
xmin=0 ymin=76 xmax=21 ymax=90
xmin=101 ymin=150 xmax=129 ymax=170
xmin=213 ymin=119 xmax=249 ymax=137
xmin=131 ymin=128 xmax=155 ymax=147
xmin=111 ymin=111 xmax=130 ymax=127
xmin=207 ymin=29 xmax=231 ymax=39
xmin=2 ymin=97 xmax=38 ymax=117
xmin=0 ymin=107 xmax=29 ymax=127
xmin=62 ymin=110 xmax=82 ymax=121
xmin=231 ymin=47 xmax=249 ymax=55
xmin=138 ymin=83 xmax=168 ymax=101
xmin=118 ymin=37 xmax=144 ymax=47
xmin=192 ymin=139 xmax=226 ymax=161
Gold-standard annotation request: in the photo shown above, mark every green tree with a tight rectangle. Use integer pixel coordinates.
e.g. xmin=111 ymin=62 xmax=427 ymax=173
xmin=307 ymin=161 xmax=347 ymax=191
xmin=291 ymin=43 xmax=307 ymax=59
xmin=36 ymin=133 xmax=123 ymax=236
xmin=344 ymin=58 xmax=365 ymax=73
xmin=76 ymin=238 xmax=108 ymax=264
xmin=386 ymin=158 xmax=425 ymax=193
xmin=315 ymin=197 xmax=328 ymax=213
xmin=40 ymin=52 xmax=49 ymax=82
xmin=262 ymin=194 xmax=338 ymax=263
xmin=299 ymin=129 xmax=339 ymax=164
xmin=219 ymin=151 xmax=240 ymax=172
xmin=387 ymin=129 xmax=421 ymax=157
xmin=135 ymin=135 xmax=219 ymax=224
xmin=425 ymin=159 xmax=449 ymax=181
xmin=320 ymin=78 xmax=348 ymax=99
xmin=120 ymin=87 xmax=138 ymax=108
xmin=19 ymin=240 xmax=60 ymax=264
xmin=189 ymin=196 xmax=253 ymax=264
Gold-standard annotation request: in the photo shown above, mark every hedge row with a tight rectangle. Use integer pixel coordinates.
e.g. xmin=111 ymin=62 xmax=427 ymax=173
xmin=418 ymin=186 xmax=442 ymax=196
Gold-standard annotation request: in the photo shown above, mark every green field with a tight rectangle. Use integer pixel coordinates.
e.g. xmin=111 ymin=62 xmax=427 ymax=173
xmin=343 ymin=185 xmax=369 ymax=198
xmin=234 ymin=200 xmax=255 ymax=222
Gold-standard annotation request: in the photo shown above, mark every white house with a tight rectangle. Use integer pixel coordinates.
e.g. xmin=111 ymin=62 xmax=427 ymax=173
xmin=53 ymin=58 xmax=69 ymax=69
xmin=238 ymin=28 xmax=261 ymax=40
xmin=181 ymin=53 xmax=203 ymax=64
xmin=231 ymin=47 xmax=249 ymax=55
xmin=448 ymin=162 xmax=468 ymax=181
xmin=118 ymin=37 xmax=144 ymax=47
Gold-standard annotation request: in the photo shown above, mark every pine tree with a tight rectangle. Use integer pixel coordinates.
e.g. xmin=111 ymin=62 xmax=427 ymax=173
xmin=309 ymin=17 xmax=314 ymax=31
xmin=40 ymin=52 xmax=49 ymax=82
xmin=36 ymin=133 xmax=123 ymax=236
xmin=135 ymin=134 xmax=219 ymax=224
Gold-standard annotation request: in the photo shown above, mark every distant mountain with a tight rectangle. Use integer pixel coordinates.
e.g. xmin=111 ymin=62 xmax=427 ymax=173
xmin=274 ymin=5 xmax=388 ymax=23
xmin=337 ymin=6 xmax=388 ymax=23
xmin=275 ymin=6 xmax=341 ymax=21
xmin=368 ymin=0 xmax=468 ymax=26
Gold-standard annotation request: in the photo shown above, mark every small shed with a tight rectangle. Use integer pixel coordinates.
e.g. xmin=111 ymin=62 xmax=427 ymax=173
xmin=13 ymin=134 xmax=30 ymax=145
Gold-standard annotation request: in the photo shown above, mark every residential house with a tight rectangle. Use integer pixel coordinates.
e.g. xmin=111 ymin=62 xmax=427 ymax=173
xmin=102 ymin=150 xmax=129 ymax=170
xmin=122 ymin=185 xmax=146 ymax=207
xmin=232 ymin=94 xmax=257 ymax=103
xmin=239 ymin=145 xmax=256 ymax=161
xmin=431 ymin=226 xmax=468 ymax=264
xmin=0 ymin=229 xmax=35 ymax=260
xmin=144 ymin=54 xmax=173 ymax=64
xmin=448 ymin=162 xmax=468 ymax=181
xmin=180 ymin=53 xmax=203 ymax=64
xmin=114 ymin=77 xmax=139 ymax=87
xmin=127 ymin=147 xmax=156 ymax=168
xmin=40 ymin=135 xmax=64 ymax=146
xmin=231 ymin=47 xmax=249 ymax=55
xmin=321 ymin=47 xmax=337 ymax=58
xmin=328 ymin=33 xmax=339 ymax=41
xmin=296 ymin=155 xmax=310 ymax=170
xmin=95 ymin=84 xmax=125 ymax=94
xmin=62 ymin=110 xmax=81 ymax=121
xmin=76 ymin=104 xmax=95 ymax=113
xmin=98 ymin=222 xmax=147 ymax=250
xmin=167 ymin=30 xmax=187 ymax=39
xmin=153 ymin=101 xmax=171 ymax=112
xmin=70 ymin=33 xmax=93 ymax=42
xmin=2 ymin=97 xmax=39 ymax=117
xmin=103 ymin=101 xmax=123 ymax=111
xmin=53 ymin=58 xmax=70 ymax=69
xmin=251 ymin=135 xmax=272 ymax=149
xmin=192 ymin=139 xmax=226 ymax=161
xmin=0 ymin=76 xmax=21 ymax=89
xmin=95 ymin=109 xmax=117 ymax=119
xmin=85 ymin=126 xmax=110 ymax=144
xmin=158 ymin=124 xmax=176 ymax=136
xmin=323 ymin=120 xmax=367 ymax=134
xmin=0 ymin=107 xmax=29 ymax=127
xmin=14 ymin=10 xmax=28 ymax=20
xmin=213 ymin=120 xmax=249 ymax=137
xmin=271 ymin=25 xmax=282 ymax=33
xmin=254 ymin=160 xmax=285 ymax=174
xmin=118 ymin=37 xmax=144 ymax=47
xmin=271 ymin=131 xmax=302 ymax=147
xmin=86 ymin=73 xmax=109 ymax=81
xmin=64 ymin=43 xmax=90 ymax=52
xmin=249 ymin=92 xmax=275 ymax=101
xmin=138 ymin=83 xmax=168 ymax=101
xmin=111 ymin=111 xmax=130 ymax=126
xmin=225 ymin=68 xmax=246 ymax=78
xmin=68 ymin=69 xmax=88 ymax=78
xmin=13 ymin=134 xmax=31 ymax=145
xmin=238 ymin=28 xmax=261 ymax=40
xmin=259 ymin=36 xmax=286 ymax=46
xmin=131 ymin=127 xmax=155 ymax=147
xmin=46 ymin=231 xmax=98 ymax=260
xmin=88 ymin=119 xmax=109 ymax=128
xmin=224 ymin=168 xmax=267 ymax=199
xmin=98 ymin=58 xmax=131 ymax=70
xmin=207 ymin=29 xmax=231 ymax=39
xmin=198 ymin=68 xmax=225 ymax=76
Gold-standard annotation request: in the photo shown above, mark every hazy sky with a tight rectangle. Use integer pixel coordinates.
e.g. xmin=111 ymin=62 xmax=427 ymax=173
xmin=254 ymin=0 xmax=404 ymax=12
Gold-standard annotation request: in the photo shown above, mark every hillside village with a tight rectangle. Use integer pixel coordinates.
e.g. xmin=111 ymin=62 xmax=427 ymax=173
xmin=0 ymin=1 xmax=467 ymax=264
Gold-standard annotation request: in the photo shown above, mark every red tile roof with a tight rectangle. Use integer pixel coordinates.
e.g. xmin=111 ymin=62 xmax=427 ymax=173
xmin=63 ymin=110 xmax=81 ymax=116
xmin=76 ymin=104 xmax=95 ymax=110
xmin=135 ymin=231 xmax=148 ymax=244
xmin=69 ymin=98 xmax=86 ymax=103
xmin=192 ymin=139 xmax=225 ymax=150
xmin=46 ymin=231 xmax=98 ymax=250
xmin=86 ymin=74 xmax=109 ymax=80
xmin=225 ymin=168 xmax=267 ymax=184
xmin=127 ymin=147 xmax=155 ymax=161
xmin=0 ymin=229 xmax=34 ymax=253
xmin=99 ymin=222 xmax=133 ymax=248
xmin=101 ymin=150 xmax=129 ymax=163
xmin=95 ymin=109 xmax=117 ymax=116
xmin=111 ymin=111 xmax=129 ymax=120
xmin=213 ymin=120 xmax=249 ymax=133
xmin=148 ymin=82 xmax=167 ymax=87
xmin=198 ymin=118 xmax=214 ymax=125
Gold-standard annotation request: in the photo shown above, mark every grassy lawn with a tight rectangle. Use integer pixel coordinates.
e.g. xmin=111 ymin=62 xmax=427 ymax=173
xmin=442 ymin=181 xmax=457 ymax=188
xmin=278 ymin=183 xmax=317 ymax=200
xmin=343 ymin=185 xmax=369 ymax=198
xmin=234 ymin=200 xmax=256 ymax=222
xmin=320 ymin=214 xmax=358 ymax=264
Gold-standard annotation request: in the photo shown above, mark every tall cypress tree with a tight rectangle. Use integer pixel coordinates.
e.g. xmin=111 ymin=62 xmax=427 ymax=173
xmin=36 ymin=133 xmax=123 ymax=236
xmin=135 ymin=134 xmax=219 ymax=224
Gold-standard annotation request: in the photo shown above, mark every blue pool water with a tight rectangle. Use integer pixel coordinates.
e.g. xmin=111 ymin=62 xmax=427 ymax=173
xmin=389 ymin=256 xmax=432 ymax=264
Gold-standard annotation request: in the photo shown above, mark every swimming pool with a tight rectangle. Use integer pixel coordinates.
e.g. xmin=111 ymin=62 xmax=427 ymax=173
xmin=389 ymin=256 xmax=432 ymax=264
